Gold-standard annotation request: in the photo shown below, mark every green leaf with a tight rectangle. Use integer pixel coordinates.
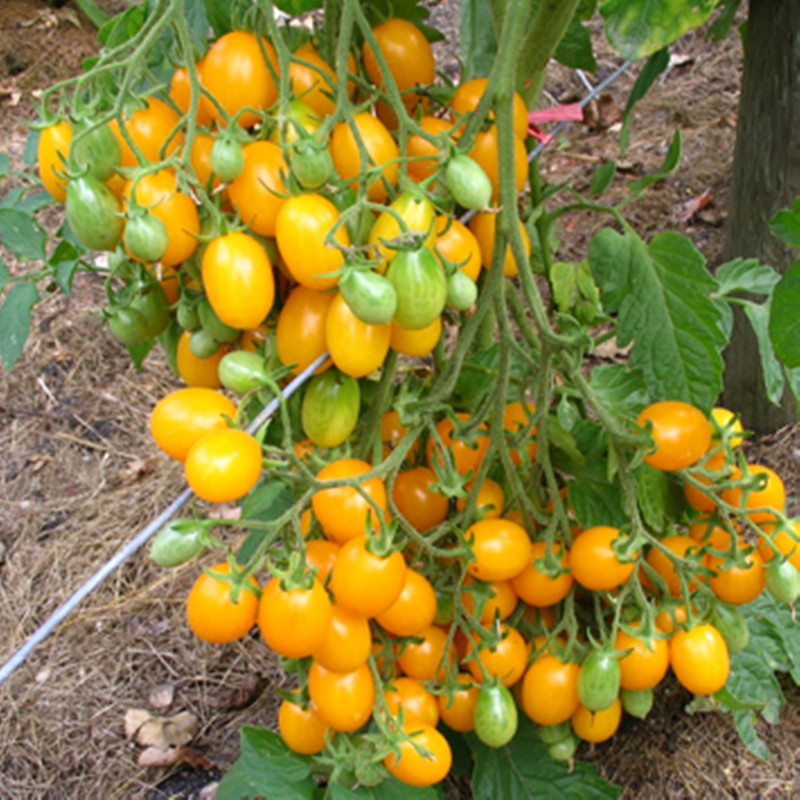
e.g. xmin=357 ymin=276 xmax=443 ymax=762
xmin=49 ymin=240 xmax=82 ymax=295
xmin=216 ymin=760 xmax=256 ymax=800
xmin=327 ymin=779 xmax=442 ymax=800
xmin=237 ymin=481 xmax=297 ymax=565
xmin=635 ymin=464 xmax=671 ymax=529
xmin=600 ymin=0 xmax=719 ymax=61
xmin=14 ymin=190 xmax=54 ymax=214
xmin=768 ymin=198 xmax=800 ymax=249
xmin=125 ymin=339 xmax=156 ymax=371
xmin=555 ymin=13 xmax=597 ymax=71
xmin=0 ymin=188 xmax=24 ymax=208
xmin=0 ymin=258 xmax=8 ymax=294
xmin=0 ymin=152 xmax=9 ymax=179
xmin=590 ymin=161 xmax=616 ymax=196
xmin=97 ymin=4 xmax=147 ymax=47
xmin=469 ymin=716 xmax=621 ymax=798
xmin=233 ymin=727 xmax=317 ymax=800
xmin=742 ymin=299 xmax=785 ymax=405
xmin=0 ymin=208 xmax=47 ymax=261
xmin=158 ymin=318 xmax=182 ymax=377
xmin=203 ymin=0 xmax=233 ymax=36
xmin=241 ymin=480 xmax=296 ymax=523
xmin=589 ymin=227 xmax=726 ymax=412
xmin=714 ymin=258 xmax=780 ymax=297
xmin=274 ymin=0 xmax=323 ymax=12
xmin=707 ymin=0 xmax=741 ymax=40
xmin=371 ymin=778 xmax=442 ymax=800
xmin=567 ymin=470 xmax=627 ymax=529
xmin=548 ymin=417 xmax=586 ymax=465
xmin=73 ymin=0 xmax=110 ymax=27
xmin=716 ymin=590 xmax=800 ymax=759
xmin=454 ymin=345 xmax=529 ymax=409
xmin=24 ymin=131 xmax=39 ymax=167
xmin=620 ymin=48 xmax=669 ymax=155
xmin=328 ymin=786 xmax=365 ymax=800
xmin=627 ymin=129 xmax=681 ymax=195
xmin=588 ymin=364 xmax=649 ymax=413
xmin=459 ymin=0 xmax=497 ymax=80
xmin=0 ymin=281 xmax=39 ymax=369
xmin=768 ymin=260 xmax=800 ymax=368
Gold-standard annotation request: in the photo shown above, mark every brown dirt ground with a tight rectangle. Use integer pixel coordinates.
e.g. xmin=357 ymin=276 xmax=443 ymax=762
xmin=0 ymin=1 xmax=798 ymax=798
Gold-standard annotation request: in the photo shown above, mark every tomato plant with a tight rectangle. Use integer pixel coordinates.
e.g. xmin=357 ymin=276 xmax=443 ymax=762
xmin=13 ymin=0 xmax=800 ymax=795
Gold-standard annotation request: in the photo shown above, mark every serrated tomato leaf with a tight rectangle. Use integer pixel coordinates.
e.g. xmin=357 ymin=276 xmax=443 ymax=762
xmin=600 ymin=0 xmax=718 ymax=60
xmin=555 ymin=13 xmax=597 ymax=72
xmin=768 ymin=260 xmax=800 ymax=368
xmin=588 ymin=364 xmax=649 ymax=414
xmin=0 ymin=208 xmax=47 ymax=261
xmin=589 ymin=227 xmax=726 ymax=412
xmin=620 ymin=48 xmax=669 ymax=155
xmin=232 ymin=726 xmax=317 ymax=800
xmin=469 ymin=716 xmax=620 ymax=798
xmin=742 ymin=299 xmax=786 ymax=405
xmin=0 ymin=281 xmax=38 ymax=370
xmin=716 ymin=592 xmax=800 ymax=759
xmin=459 ymin=0 xmax=497 ymax=80
xmin=714 ymin=258 xmax=780 ymax=297
xmin=768 ymin=198 xmax=800 ymax=249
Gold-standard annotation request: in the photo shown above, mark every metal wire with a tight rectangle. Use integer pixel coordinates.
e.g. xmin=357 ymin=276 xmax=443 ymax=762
xmin=0 ymin=59 xmax=636 ymax=691
xmin=0 ymin=351 xmax=330 ymax=689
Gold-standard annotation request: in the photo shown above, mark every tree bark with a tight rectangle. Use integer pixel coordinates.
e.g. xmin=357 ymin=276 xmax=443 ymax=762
xmin=721 ymin=0 xmax=800 ymax=432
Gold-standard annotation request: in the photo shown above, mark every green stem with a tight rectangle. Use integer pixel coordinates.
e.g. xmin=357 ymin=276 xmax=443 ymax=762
xmin=517 ymin=0 xmax=582 ymax=108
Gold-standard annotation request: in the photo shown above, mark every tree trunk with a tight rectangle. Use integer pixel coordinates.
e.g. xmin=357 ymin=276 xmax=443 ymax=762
xmin=721 ymin=0 xmax=800 ymax=432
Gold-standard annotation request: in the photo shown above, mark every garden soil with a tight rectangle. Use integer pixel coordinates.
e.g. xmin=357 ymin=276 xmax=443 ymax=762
xmin=0 ymin=1 xmax=797 ymax=798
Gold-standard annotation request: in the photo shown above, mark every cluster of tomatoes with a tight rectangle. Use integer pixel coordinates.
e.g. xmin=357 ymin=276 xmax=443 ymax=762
xmin=36 ymin=17 xmax=528 ymax=394
xmin=37 ymin=10 xmax=800 ymax=790
xmin=146 ymin=385 xmax=800 ymax=785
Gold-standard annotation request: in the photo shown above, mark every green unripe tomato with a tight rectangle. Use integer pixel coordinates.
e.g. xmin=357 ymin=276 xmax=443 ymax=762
xmin=620 ymin=688 xmax=653 ymax=720
xmin=577 ymin=649 xmax=621 ymax=712
xmin=386 ymin=245 xmax=447 ymax=330
xmin=291 ymin=141 xmax=334 ymax=190
xmin=66 ymin=174 xmax=124 ymax=251
xmin=473 ymin=683 xmax=518 ymax=748
xmin=107 ymin=306 xmax=150 ymax=347
xmin=537 ymin=721 xmax=572 ymax=745
xmin=189 ymin=328 xmax=221 ymax=359
xmin=198 ymin=296 xmax=241 ymax=343
xmin=710 ymin=602 xmax=750 ymax=654
xmin=547 ymin=734 xmax=577 ymax=762
xmin=149 ymin=520 xmax=205 ymax=567
xmin=219 ymin=350 xmax=270 ymax=395
xmin=765 ymin=560 xmax=800 ymax=605
xmin=124 ymin=212 xmax=169 ymax=263
xmin=445 ymin=152 xmax=492 ymax=211
xmin=339 ymin=269 xmax=397 ymax=325
xmin=210 ymin=137 xmax=245 ymax=182
xmin=301 ymin=369 xmax=360 ymax=448
xmin=446 ymin=269 xmax=478 ymax=310
xmin=69 ymin=120 xmax=121 ymax=181
xmin=130 ymin=281 xmax=170 ymax=338
xmin=176 ymin=299 xmax=200 ymax=331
